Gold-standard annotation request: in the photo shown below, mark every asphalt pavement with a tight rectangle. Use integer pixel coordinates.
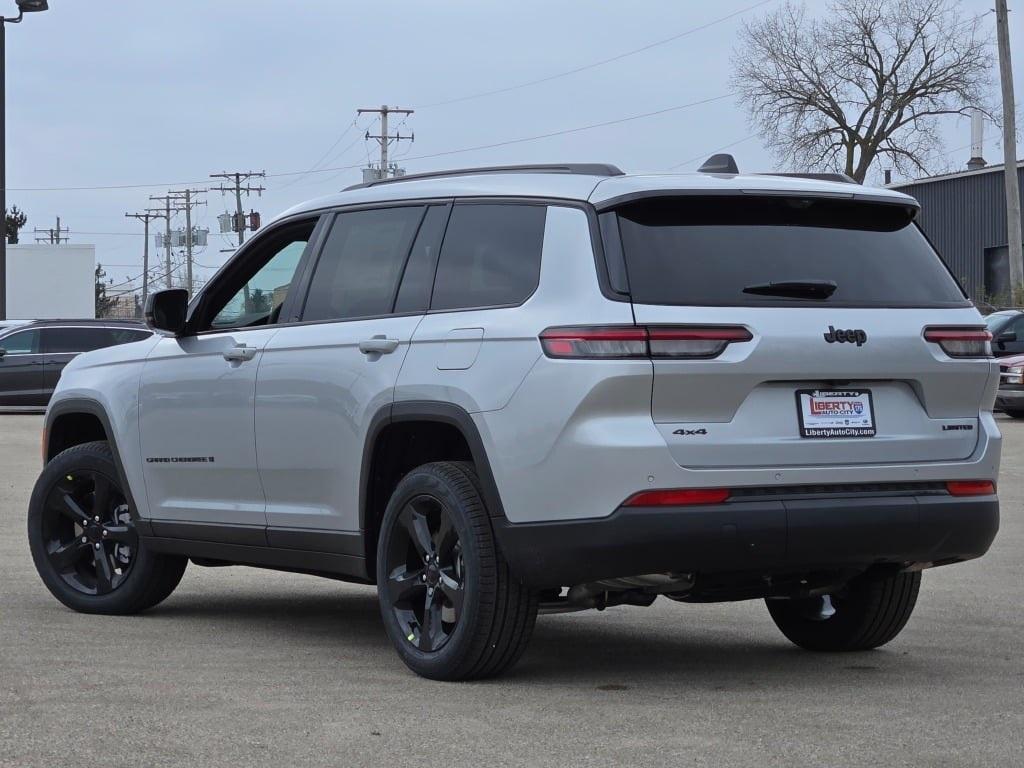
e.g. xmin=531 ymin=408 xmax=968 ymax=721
xmin=1 ymin=413 xmax=1021 ymax=767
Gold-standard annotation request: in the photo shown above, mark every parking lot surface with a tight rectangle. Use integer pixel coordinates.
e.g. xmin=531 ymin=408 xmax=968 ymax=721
xmin=1 ymin=413 xmax=1021 ymax=767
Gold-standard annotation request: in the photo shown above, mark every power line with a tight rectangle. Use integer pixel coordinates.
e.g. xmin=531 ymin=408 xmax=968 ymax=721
xmin=10 ymin=94 xmax=733 ymax=192
xmin=413 ymin=0 xmax=777 ymax=109
xmin=666 ymin=134 xmax=758 ymax=170
xmin=276 ymin=117 xmax=361 ymax=190
xmin=391 ymin=94 xmax=733 ymax=165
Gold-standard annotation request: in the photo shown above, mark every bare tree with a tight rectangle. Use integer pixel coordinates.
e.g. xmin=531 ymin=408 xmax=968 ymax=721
xmin=732 ymin=0 xmax=993 ymax=182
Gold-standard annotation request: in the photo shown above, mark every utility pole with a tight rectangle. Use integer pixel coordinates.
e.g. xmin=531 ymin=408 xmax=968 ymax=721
xmin=996 ymin=0 xmax=1022 ymax=300
xmin=125 ymin=209 xmax=165 ymax=307
xmin=357 ymin=105 xmax=414 ymax=179
xmin=210 ymin=170 xmax=265 ymax=248
xmin=168 ymin=188 xmax=206 ymax=297
xmin=1 ymin=3 xmax=52 ymax=319
xmin=149 ymin=195 xmax=177 ymax=290
xmin=33 ymin=215 xmax=68 ymax=244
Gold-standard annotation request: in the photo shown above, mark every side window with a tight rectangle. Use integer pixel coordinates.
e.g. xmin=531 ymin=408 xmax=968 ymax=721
xmin=207 ymin=220 xmax=316 ymax=331
xmin=394 ymin=205 xmax=451 ymax=314
xmin=430 ymin=204 xmax=547 ymax=311
xmin=42 ymin=328 xmax=106 ymax=354
xmin=302 ymin=206 xmax=425 ymax=322
xmin=51 ymin=327 xmax=148 ymax=351
xmin=109 ymin=329 xmax=152 ymax=345
xmin=0 ymin=329 xmax=39 ymax=355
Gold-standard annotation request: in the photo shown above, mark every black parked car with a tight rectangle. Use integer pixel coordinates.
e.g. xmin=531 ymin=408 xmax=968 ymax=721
xmin=984 ymin=310 xmax=1024 ymax=357
xmin=0 ymin=320 xmax=152 ymax=411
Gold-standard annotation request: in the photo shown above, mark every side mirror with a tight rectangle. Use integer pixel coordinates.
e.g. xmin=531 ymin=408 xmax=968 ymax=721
xmin=998 ymin=331 xmax=1017 ymax=343
xmin=145 ymin=289 xmax=189 ymax=335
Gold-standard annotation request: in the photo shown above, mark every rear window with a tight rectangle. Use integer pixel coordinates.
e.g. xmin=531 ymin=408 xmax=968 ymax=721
xmin=612 ymin=196 xmax=967 ymax=307
xmin=430 ymin=203 xmax=546 ymax=311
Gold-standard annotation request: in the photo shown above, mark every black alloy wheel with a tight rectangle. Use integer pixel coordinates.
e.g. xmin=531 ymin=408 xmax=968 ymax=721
xmin=383 ymin=494 xmax=465 ymax=652
xmin=376 ymin=461 xmax=538 ymax=680
xmin=40 ymin=468 xmax=137 ymax=595
xmin=29 ymin=441 xmax=188 ymax=614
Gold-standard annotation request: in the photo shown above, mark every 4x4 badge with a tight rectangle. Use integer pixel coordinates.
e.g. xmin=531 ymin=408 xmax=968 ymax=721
xmin=673 ymin=428 xmax=708 ymax=436
xmin=823 ymin=326 xmax=867 ymax=346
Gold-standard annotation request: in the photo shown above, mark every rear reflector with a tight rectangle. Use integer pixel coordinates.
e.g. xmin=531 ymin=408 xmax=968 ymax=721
xmin=623 ymin=488 xmax=731 ymax=507
xmin=540 ymin=325 xmax=751 ymax=360
xmin=924 ymin=327 xmax=992 ymax=358
xmin=946 ymin=480 xmax=996 ymax=497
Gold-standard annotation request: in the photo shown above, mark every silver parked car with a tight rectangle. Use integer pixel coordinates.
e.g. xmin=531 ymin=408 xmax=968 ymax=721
xmin=28 ymin=161 xmax=1000 ymax=680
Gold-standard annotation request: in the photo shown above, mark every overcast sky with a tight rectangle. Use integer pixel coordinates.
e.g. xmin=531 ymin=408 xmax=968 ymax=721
xmin=4 ymin=0 xmax=1021 ymax=289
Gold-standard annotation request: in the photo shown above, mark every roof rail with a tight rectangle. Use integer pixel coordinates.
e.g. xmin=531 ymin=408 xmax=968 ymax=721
xmin=760 ymin=172 xmax=859 ymax=185
xmin=343 ymin=163 xmax=625 ymax=191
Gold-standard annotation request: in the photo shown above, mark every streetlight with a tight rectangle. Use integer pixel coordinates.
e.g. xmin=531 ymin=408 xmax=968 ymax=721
xmin=1 ymin=0 xmax=48 ymax=320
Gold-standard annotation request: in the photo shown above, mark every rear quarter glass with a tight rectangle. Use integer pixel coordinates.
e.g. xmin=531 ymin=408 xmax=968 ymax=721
xmin=612 ymin=195 xmax=968 ymax=308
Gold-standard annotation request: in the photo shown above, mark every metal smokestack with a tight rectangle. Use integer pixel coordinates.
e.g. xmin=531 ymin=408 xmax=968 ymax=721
xmin=967 ymin=110 xmax=986 ymax=170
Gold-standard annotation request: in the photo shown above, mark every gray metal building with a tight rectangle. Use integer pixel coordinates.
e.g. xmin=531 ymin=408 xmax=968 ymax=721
xmin=890 ymin=160 xmax=1024 ymax=303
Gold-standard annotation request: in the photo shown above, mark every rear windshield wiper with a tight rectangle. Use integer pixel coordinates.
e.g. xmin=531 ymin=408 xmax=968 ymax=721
xmin=742 ymin=280 xmax=837 ymax=300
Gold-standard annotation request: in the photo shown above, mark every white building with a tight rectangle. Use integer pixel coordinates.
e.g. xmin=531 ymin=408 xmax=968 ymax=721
xmin=3 ymin=244 xmax=96 ymax=319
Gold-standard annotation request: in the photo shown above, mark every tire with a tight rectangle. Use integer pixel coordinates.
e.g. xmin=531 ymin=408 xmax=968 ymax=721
xmin=1003 ymin=409 xmax=1024 ymax=419
xmin=376 ymin=461 xmax=538 ymax=681
xmin=28 ymin=441 xmax=188 ymax=615
xmin=766 ymin=571 xmax=921 ymax=652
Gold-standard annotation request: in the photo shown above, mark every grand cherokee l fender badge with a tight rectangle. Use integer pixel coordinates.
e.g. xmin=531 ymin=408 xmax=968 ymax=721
xmin=145 ymin=456 xmax=216 ymax=464
xmin=823 ymin=326 xmax=867 ymax=346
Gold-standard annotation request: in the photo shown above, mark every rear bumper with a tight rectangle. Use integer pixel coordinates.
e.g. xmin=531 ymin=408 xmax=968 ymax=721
xmin=493 ymin=492 xmax=999 ymax=587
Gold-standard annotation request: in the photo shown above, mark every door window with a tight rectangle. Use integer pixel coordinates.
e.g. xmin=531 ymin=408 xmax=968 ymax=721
xmin=430 ymin=204 xmax=547 ymax=311
xmin=205 ymin=220 xmax=317 ymax=331
xmin=42 ymin=327 xmax=148 ymax=353
xmin=301 ymin=206 xmax=425 ymax=322
xmin=0 ymin=329 xmax=39 ymax=355
xmin=394 ymin=205 xmax=450 ymax=314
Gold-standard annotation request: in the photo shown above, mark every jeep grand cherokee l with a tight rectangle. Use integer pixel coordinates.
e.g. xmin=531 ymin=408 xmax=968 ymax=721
xmin=28 ymin=161 xmax=999 ymax=680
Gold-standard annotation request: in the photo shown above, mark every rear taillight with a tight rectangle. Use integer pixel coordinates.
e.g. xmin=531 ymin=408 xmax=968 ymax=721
xmin=924 ymin=327 xmax=992 ymax=358
xmin=647 ymin=326 xmax=753 ymax=358
xmin=623 ymin=488 xmax=731 ymax=507
xmin=946 ymin=480 xmax=996 ymax=496
xmin=540 ymin=325 xmax=751 ymax=360
xmin=538 ymin=327 xmax=648 ymax=359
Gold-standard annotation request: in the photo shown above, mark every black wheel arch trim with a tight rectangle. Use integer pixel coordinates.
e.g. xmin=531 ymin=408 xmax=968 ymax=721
xmin=44 ymin=398 xmax=151 ymax=534
xmin=360 ymin=400 xmax=507 ymax=533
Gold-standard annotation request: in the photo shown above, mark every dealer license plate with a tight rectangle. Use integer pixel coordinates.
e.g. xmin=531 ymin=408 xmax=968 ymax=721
xmin=796 ymin=389 xmax=876 ymax=438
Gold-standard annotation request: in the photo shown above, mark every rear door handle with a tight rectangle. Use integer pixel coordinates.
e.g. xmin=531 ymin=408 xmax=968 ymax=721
xmin=359 ymin=336 xmax=400 ymax=355
xmin=223 ymin=344 xmax=258 ymax=362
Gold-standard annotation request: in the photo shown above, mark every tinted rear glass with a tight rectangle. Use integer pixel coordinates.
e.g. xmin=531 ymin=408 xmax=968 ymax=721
xmin=614 ymin=196 xmax=967 ymax=307
xmin=302 ymin=206 xmax=424 ymax=321
xmin=430 ymin=204 xmax=546 ymax=311
xmin=43 ymin=327 xmax=137 ymax=353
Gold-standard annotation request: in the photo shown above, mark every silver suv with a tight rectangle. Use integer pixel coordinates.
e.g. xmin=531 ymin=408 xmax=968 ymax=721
xmin=27 ymin=161 xmax=1000 ymax=680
